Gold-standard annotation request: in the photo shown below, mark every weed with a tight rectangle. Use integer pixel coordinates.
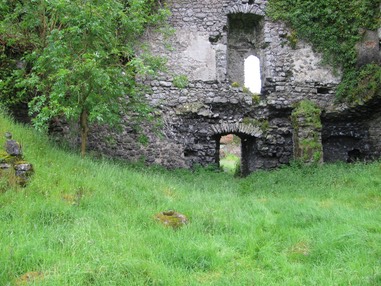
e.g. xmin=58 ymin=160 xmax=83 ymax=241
xmin=252 ymin=93 xmax=261 ymax=104
xmin=242 ymin=86 xmax=250 ymax=94
xmin=242 ymin=117 xmax=270 ymax=133
xmin=286 ymin=30 xmax=298 ymax=49
xmin=173 ymin=74 xmax=189 ymax=89
xmin=137 ymin=134 xmax=149 ymax=146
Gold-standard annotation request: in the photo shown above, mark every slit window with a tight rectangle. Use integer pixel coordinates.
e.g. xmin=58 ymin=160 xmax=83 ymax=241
xmin=244 ymin=55 xmax=261 ymax=94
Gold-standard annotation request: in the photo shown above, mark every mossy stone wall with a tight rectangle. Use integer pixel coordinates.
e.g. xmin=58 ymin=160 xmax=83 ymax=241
xmin=292 ymin=100 xmax=323 ymax=164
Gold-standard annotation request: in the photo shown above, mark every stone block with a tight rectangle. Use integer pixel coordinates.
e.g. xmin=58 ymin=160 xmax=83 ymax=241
xmin=5 ymin=140 xmax=22 ymax=156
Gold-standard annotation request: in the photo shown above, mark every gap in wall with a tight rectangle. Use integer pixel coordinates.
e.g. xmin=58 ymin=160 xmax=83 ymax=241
xmin=244 ymin=55 xmax=261 ymax=94
xmin=219 ymin=134 xmax=241 ymax=175
xmin=227 ymin=12 xmax=264 ymax=86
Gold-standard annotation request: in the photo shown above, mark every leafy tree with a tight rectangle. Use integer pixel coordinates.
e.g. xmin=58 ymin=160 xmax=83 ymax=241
xmin=0 ymin=0 xmax=169 ymax=157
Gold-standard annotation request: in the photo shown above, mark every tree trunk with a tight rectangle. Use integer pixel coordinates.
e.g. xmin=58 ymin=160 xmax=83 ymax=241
xmin=80 ymin=108 xmax=89 ymax=158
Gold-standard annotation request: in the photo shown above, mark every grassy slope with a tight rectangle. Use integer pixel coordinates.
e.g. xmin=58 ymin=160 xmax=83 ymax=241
xmin=0 ymin=114 xmax=380 ymax=285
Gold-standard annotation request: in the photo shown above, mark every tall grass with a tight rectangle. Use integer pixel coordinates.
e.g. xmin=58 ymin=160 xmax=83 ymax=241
xmin=0 ymin=114 xmax=380 ymax=285
xmin=220 ymin=153 xmax=240 ymax=175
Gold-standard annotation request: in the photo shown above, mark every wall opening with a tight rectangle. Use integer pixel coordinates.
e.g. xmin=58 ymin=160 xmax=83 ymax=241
xmin=218 ymin=134 xmax=241 ymax=175
xmin=227 ymin=13 xmax=264 ymax=86
xmin=215 ymin=132 xmax=259 ymax=176
xmin=244 ymin=55 xmax=261 ymax=94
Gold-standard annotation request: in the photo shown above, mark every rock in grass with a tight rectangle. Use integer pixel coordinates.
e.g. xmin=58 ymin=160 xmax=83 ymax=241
xmin=5 ymin=140 xmax=22 ymax=156
xmin=0 ymin=133 xmax=34 ymax=187
xmin=15 ymin=271 xmax=44 ymax=285
xmin=14 ymin=161 xmax=34 ymax=186
xmin=154 ymin=210 xmax=188 ymax=229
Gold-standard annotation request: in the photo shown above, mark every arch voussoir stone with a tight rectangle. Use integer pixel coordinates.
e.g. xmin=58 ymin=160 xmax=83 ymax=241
xmin=226 ymin=4 xmax=265 ymax=16
xmin=212 ymin=123 xmax=263 ymax=137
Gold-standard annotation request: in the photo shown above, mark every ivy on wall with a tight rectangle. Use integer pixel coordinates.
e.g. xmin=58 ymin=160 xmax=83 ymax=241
xmin=291 ymin=100 xmax=323 ymax=164
xmin=267 ymin=0 xmax=380 ymax=103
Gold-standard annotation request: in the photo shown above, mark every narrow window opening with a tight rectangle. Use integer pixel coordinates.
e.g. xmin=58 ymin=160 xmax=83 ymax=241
xmin=244 ymin=55 xmax=261 ymax=94
xmin=317 ymin=87 xmax=330 ymax=94
xmin=184 ymin=149 xmax=197 ymax=157
xmin=219 ymin=134 xmax=241 ymax=175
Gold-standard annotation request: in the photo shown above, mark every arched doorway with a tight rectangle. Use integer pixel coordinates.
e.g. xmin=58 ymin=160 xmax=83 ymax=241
xmin=214 ymin=133 xmax=258 ymax=176
xmin=219 ymin=134 xmax=241 ymax=175
xmin=212 ymin=122 xmax=262 ymax=176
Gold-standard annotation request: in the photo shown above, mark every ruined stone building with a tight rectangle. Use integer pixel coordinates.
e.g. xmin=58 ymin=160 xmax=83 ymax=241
xmin=86 ymin=0 xmax=381 ymax=175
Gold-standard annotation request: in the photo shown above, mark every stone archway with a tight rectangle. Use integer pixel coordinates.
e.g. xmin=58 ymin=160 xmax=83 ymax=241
xmin=212 ymin=122 xmax=263 ymax=176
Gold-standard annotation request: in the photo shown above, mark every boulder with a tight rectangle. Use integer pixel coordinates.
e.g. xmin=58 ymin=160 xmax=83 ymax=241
xmin=14 ymin=162 xmax=34 ymax=186
xmin=5 ymin=138 xmax=22 ymax=157
xmin=154 ymin=210 xmax=188 ymax=229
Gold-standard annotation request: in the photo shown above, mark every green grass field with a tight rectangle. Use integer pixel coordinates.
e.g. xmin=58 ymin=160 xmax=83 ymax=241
xmin=220 ymin=153 xmax=240 ymax=175
xmin=0 ymin=114 xmax=380 ymax=285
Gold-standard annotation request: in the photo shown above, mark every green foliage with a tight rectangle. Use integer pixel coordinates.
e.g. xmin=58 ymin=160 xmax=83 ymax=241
xmin=220 ymin=153 xmax=240 ymax=175
xmin=291 ymin=100 xmax=322 ymax=129
xmin=313 ymin=150 xmax=322 ymax=162
xmin=1 ymin=113 xmax=381 ymax=285
xmin=292 ymin=100 xmax=323 ymax=164
xmin=300 ymin=138 xmax=321 ymax=150
xmin=242 ymin=86 xmax=250 ymax=93
xmin=298 ymin=138 xmax=323 ymax=164
xmin=267 ymin=0 xmax=379 ymax=70
xmin=0 ymin=0 xmax=170 ymax=155
xmin=231 ymin=84 xmax=261 ymax=102
xmin=173 ymin=74 xmax=189 ymax=88
xmin=337 ymin=64 xmax=381 ymax=104
xmin=0 ymin=168 xmax=18 ymax=191
xmin=231 ymin=82 xmax=240 ymax=88
xmin=137 ymin=134 xmax=149 ymax=146
xmin=251 ymin=93 xmax=261 ymax=104
xmin=286 ymin=30 xmax=298 ymax=49
xmin=267 ymin=0 xmax=380 ymax=102
xmin=242 ymin=117 xmax=270 ymax=133
xmin=243 ymin=87 xmax=262 ymax=103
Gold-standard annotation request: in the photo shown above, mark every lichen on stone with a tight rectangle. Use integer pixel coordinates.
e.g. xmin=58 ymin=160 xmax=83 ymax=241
xmin=175 ymin=102 xmax=206 ymax=115
xmin=292 ymin=100 xmax=323 ymax=164
xmin=291 ymin=100 xmax=322 ymax=129
xmin=0 ymin=150 xmax=18 ymax=164
xmin=154 ymin=210 xmax=188 ymax=229
xmin=0 ymin=133 xmax=34 ymax=187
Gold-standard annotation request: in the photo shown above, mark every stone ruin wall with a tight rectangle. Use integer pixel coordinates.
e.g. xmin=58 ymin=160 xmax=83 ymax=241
xmin=85 ymin=0 xmax=381 ymax=174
